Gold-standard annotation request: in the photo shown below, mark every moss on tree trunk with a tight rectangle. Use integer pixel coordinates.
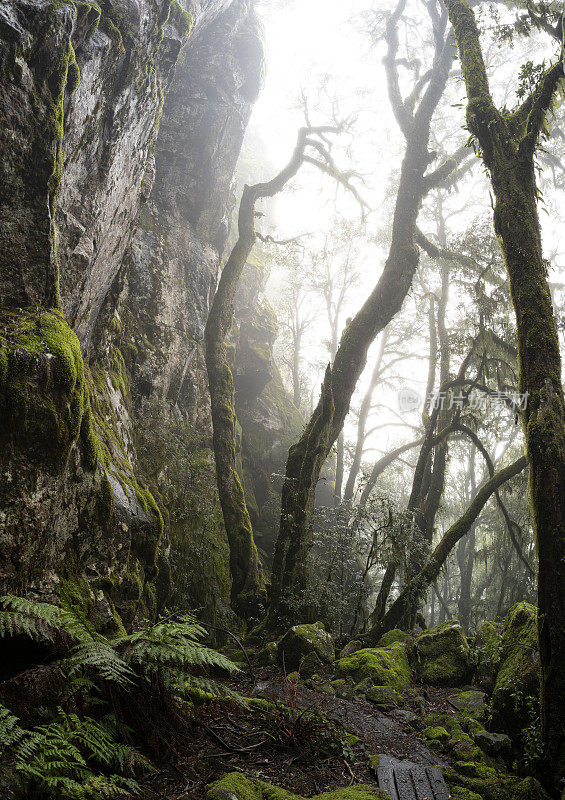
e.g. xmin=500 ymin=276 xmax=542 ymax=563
xmin=444 ymin=0 xmax=565 ymax=782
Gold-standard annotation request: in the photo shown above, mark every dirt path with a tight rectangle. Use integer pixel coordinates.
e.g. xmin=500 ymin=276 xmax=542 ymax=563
xmin=255 ymin=677 xmax=447 ymax=767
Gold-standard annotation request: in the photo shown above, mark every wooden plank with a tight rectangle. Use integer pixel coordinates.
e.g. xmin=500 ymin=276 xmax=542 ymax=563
xmin=376 ymin=756 xmax=399 ymax=800
xmin=410 ymin=764 xmax=435 ymax=800
xmin=374 ymin=755 xmax=451 ymax=800
xmin=394 ymin=766 xmax=417 ymax=800
xmin=425 ymin=765 xmax=451 ymax=800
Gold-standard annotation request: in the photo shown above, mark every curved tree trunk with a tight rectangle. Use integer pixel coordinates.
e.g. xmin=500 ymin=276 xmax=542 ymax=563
xmin=205 ymin=207 xmax=266 ymax=619
xmin=343 ymin=328 xmax=390 ymax=503
xmin=445 ymin=0 xmax=565 ymax=783
xmin=268 ymin=3 xmax=459 ymax=627
xmin=205 ymin=126 xmax=357 ymax=619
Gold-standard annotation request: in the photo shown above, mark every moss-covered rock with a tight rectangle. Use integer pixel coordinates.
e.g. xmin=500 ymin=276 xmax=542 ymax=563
xmin=335 ymin=642 xmax=411 ymax=689
xmin=377 ymin=629 xmax=411 ymax=647
xmin=415 ymin=621 xmax=473 ymax=686
xmin=449 ymin=690 xmax=488 ymax=721
xmin=442 ymin=762 xmax=551 ymax=800
xmin=474 ymin=620 xmax=503 ymax=693
xmin=365 ymin=685 xmax=404 ymax=708
xmin=277 ymin=622 xmax=334 ymax=671
xmin=490 ymin=603 xmax=539 ymax=734
xmin=423 ymin=725 xmax=450 ymax=741
xmin=205 ymin=772 xmax=389 ymax=799
xmin=449 ymin=788 xmax=484 ymax=800
xmin=339 ymin=640 xmax=364 ymax=658
xmin=300 ymin=650 xmax=325 ymax=678
xmin=256 ymin=639 xmax=278 ymax=666
xmin=473 ymin=730 xmax=511 ymax=756
xmin=446 ymin=727 xmax=482 ymax=761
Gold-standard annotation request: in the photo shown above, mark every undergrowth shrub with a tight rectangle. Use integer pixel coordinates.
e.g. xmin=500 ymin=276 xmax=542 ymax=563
xmin=0 ymin=595 xmax=237 ymax=798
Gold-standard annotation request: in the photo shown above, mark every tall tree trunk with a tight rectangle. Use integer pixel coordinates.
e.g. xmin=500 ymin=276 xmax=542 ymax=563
xmin=268 ymin=5 xmax=458 ymax=627
xmin=205 ymin=223 xmax=266 ymax=619
xmin=334 ymin=431 xmax=345 ymax=505
xmin=457 ymin=526 xmax=475 ymax=631
xmin=458 ymin=447 xmax=477 ymax=631
xmin=370 ymin=562 xmax=397 ymax=629
xmin=205 ymin=126 xmax=356 ymax=618
xmin=292 ymin=330 xmax=302 ymax=409
xmin=445 ymin=0 xmax=565 ymax=782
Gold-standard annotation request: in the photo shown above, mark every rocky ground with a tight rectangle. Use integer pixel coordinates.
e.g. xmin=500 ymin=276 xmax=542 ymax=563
xmin=133 ymin=603 xmax=551 ymax=800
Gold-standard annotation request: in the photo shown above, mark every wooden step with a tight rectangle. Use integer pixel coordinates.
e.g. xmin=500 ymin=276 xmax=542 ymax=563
xmin=375 ymin=755 xmax=451 ymax=800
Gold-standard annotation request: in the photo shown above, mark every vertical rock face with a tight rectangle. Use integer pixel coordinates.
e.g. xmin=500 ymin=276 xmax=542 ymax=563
xmin=0 ymin=0 xmax=301 ymax=626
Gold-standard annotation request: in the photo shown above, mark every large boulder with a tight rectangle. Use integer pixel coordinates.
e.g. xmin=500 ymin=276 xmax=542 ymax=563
xmin=334 ymin=642 xmax=411 ymax=690
xmin=277 ymin=622 xmax=334 ymax=672
xmin=448 ymin=690 xmax=488 ymax=721
xmin=490 ymin=602 xmax=540 ymax=733
xmin=378 ymin=629 xmax=411 ymax=647
xmin=474 ymin=620 xmax=503 ymax=693
xmin=415 ymin=621 xmax=473 ymax=686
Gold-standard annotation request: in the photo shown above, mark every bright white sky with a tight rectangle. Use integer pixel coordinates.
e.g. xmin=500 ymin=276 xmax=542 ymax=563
xmin=240 ymin=0 xmax=565 ymax=497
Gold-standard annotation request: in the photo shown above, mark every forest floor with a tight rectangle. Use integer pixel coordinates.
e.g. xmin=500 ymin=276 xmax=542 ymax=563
xmin=138 ymin=666 xmax=457 ymax=799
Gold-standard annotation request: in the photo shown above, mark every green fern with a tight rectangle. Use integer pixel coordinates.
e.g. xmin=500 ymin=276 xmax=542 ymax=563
xmin=0 ymin=595 xmax=239 ymax=798
xmin=1 ymin=705 xmax=145 ymax=799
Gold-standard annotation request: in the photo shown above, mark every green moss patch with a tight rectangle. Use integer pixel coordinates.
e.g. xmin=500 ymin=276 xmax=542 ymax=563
xmin=490 ymin=602 xmax=539 ymax=733
xmin=0 ymin=309 xmax=96 ymax=463
xmin=415 ymin=621 xmax=472 ymax=686
xmin=335 ymin=642 xmax=411 ymax=690
xmin=442 ymin=762 xmax=551 ymax=800
xmin=205 ymin=772 xmax=389 ymax=800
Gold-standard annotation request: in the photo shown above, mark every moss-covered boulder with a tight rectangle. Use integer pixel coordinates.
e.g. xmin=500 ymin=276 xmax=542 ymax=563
xmin=442 ymin=762 xmax=551 ymax=800
xmin=473 ymin=730 xmax=511 ymax=756
xmin=449 ymin=690 xmax=487 ymax=721
xmin=339 ymin=639 xmax=364 ymax=658
xmin=364 ymin=685 xmax=404 ymax=709
xmin=277 ymin=622 xmax=334 ymax=672
xmin=335 ymin=642 xmax=411 ymax=689
xmin=415 ymin=621 xmax=472 ymax=686
xmin=446 ymin=728 xmax=482 ymax=762
xmin=256 ymin=640 xmax=278 ymax=666
xmin=205 ymin=771 xmax=389 ymax=799
xmin=423 ymin=725 xmax=450 ymax=741
xmin=474 ymin=620 xmax=503 ymax=692
xmin=449 ymin=788 xmax=484 ymax=800
xmin=490 ymin=603 xmax=540 ymax=734
xmin=377 ymin=629 xmax=411 ymax=647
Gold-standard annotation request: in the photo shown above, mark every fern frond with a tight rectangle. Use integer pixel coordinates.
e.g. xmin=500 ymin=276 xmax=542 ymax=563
xmin=68 ymin=640 xmax=135 ymax=686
